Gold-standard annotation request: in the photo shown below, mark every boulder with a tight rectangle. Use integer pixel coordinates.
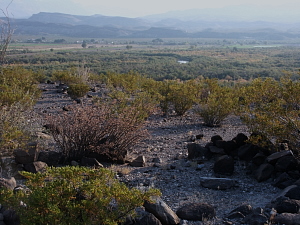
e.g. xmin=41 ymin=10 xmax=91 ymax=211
xmin=273 ymin=213 xmax=300 ymax=225
xmin=252 ymin=152 xmax=266 ymax=166
xmin=243 ymin=213 xmax=268 ymax=225
xmin=2 ymin=209 xmax=20 ymax=225
xmin=229 ymin=204 xmax=253 ymax=216
xmin=143 ymin=196 xmax=180 ymax=225
xmin=13 ymin=142 xmax=39 ymax=164
xmin=208 ymin=146 xmax=225 ymax=155
xmin=266 ymin=150 xmax=293 ymax=165
xmin=23 ymin=161 xmax=48 ymax=173
xmin=272 ymin=172 xmax=295 ymax=189
xmin=130 ymin=156 xmax=146 ymax=167
xmin=211 ymin=135 xmax=222 ymax=145
xmin=275 ymin=155 xmax=299 ymax=172
xmin=213 ymin=155 xmax=234 ymax=176
xmin=187 ymin=143 xmax=211 ymax=160
xmin=254 ymin=163 xmax=274 ymax=182
xmin=238 ymin=144 xmax=259 ymax=161
xmin=0 ymin=157 xmax=24 ymax=179
xmin=176 ymin=202 xmax=216 ymax=221
xmin=284 ymin=186 xmax=300 ymax=200
xmin=274 ymin=198 xmax=300 ymax=213
xmin=134 ymin=213 xmax=162 ymax=225
xmin=0 ymin=177 xmax=17 ymax=190
xmin=200 ymin=177 xmax=236 ymax=190
xmin=37 ymin=151 xmax=62 ymax=167
xmin=232 ymin=133 xmax=248 ymax=147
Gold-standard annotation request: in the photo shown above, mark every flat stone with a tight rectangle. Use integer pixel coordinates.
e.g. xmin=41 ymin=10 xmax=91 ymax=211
xmin=200 ymin=177 xmax=237 ymax=190
xmin=266 ymin=150 xmax=293 ymax=164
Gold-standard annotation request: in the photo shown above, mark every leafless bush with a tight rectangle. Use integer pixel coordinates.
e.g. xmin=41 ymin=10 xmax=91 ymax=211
xmin=46 ymin=104 xmax=148 ymax=163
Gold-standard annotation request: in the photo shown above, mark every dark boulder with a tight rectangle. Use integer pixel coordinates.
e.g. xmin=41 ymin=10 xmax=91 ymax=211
xmin=254 ymin=163 xmax=274 ymax=182
xmin=213 ymin=155 xmax=234 ymax=176
xmin=176 ymin=202 xmax=216 ymax=221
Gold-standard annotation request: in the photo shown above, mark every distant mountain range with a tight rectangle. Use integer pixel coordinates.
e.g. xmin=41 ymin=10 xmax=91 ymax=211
xmin=8 ymin=9 xmax=300 ymax=39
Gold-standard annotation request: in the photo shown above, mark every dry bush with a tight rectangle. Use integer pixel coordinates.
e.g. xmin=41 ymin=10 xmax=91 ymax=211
xmin=46 ymin=104 xmax=148 ymax=163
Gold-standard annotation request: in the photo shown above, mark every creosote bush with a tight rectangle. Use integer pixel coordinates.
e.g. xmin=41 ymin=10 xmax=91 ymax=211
xmin=46 ymin=104 xmax=148 ymax=163
xmin=0 ymin=166 xmax=161 ymax=225
xmin=194 ymin=78 xmax=237 ymax=127
xmin=237 ymin=76 xmax=300 ymax=152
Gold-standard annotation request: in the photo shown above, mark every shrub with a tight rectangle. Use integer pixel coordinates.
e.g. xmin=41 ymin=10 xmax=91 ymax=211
xmin=194 ymin=79 xmax=237 ymax=127
xmin=46 ymin=105 xmax=148 ymax=163
xmin=0 ymin=166 xmax=160 ymax=225
xmin=67 ymin=82 xmax=90 ymax=99
xmin=237 ymin=76 xmax=300 ymax=151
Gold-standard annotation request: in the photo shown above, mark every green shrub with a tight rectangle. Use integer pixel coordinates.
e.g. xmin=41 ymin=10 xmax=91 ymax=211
xmin=237 ymin=76 xmax=300 ymax=151
xmin=0 ymin=166 xmax=160 ymax=225
xmin=67 ymin=82 xmax=90 ymax=99
xmin=194 ymin=79 xmax=237 ymax=127
xmin=46 ymin=105 xmax=148 ymax=163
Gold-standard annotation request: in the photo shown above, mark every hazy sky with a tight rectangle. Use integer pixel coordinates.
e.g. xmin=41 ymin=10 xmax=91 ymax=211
xmin=0 ymin=0 xmax=299 ymax=18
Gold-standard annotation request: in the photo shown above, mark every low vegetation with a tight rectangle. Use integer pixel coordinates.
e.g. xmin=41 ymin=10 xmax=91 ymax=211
xmin=0 ymin=166 xmax=160 ymax=225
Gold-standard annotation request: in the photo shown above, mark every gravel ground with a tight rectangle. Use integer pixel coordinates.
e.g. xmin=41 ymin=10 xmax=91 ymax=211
xmin=33 ymin=83 xmax=281 ymax=224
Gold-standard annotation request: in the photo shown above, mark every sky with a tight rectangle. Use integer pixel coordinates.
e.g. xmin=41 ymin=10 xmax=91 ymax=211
xmin=0 ymin=0 xmax=299 ymax=18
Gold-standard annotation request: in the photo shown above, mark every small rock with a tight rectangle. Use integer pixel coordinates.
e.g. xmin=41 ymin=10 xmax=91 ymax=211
xmin=130 ymin=156 xmax=146 ymax=167
xmin=176 ymin=202 xmax=216 ymax=221
xmin=200 ymin=177 xmax=236 ymax=190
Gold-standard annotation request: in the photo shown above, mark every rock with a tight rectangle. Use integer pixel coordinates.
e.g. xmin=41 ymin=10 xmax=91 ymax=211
xmin=37 ymin=151 xmax=62 ymax=166
xmin=284 ymin=186 xmax=300 ymax=200
xmin=134 ymin=213 xmax=162 ymax=225
xmin=273 ymin=213 xmax=300 ymax=225
xmin=152 ymin=158 xmax=162 ymax=163
xmin=232 ymin=133 xmax=248 ymax=147
xmin=274 ymin=198 xmax=300 ymax=213
xmin=222 ymin=141 xmax=239 ymax=157
xmin=130 ymin=156 xmax=146 ymax=167
xmin=238 ymin=144 xmax=259 ymax=161
xmin=23 ymin=161 xmax=48 ymax=173
xmin=187 ymin=143 xmax=211 ymax=160
xmin=208 ymin=146 xmax=225 ymax=155
xmin=211 ymin=135 xmax=222 ymax=145
xmin=243 ymin=213 xmax=268 ymax=225
xmin=213 ymin=155 xmax=234 ymax=176
xmin=2 ymin=209 xmax=20 ymax=225
xmin=80 ymin=157 xmax=103 ymax=168
xmin=272 ymin=172 xmax=295 ymax=189
xmin=176 ymin=202 xmax=216 ymax=221
xmin=144 ymin=196 xmax=180 ymax=225
xmin=0 ymin=177 xmax=17 ymax=190
xmin=0 ymin=157 xmax=24 ymax=179
xmin=196 ymin=134 xmax=204 ymax=139
xmin=200 ymin=177 xmax=236 ymax=190
xmin=229 ymin=204 xmax=253 ymax=216
xmin=266 ymin=150 xmax=293 ymax=165
xmin=13 ymin=142 xmax=39 ymax=164
xmin=275 ymin=155 xmax=299 ymax=172
xmin=254 ymin=163 xmax=274 ymax=182
xmin=252 ymin=152 xmax=266 ymax=166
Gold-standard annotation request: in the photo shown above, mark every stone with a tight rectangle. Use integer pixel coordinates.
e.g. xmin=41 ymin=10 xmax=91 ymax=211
xmin=144 ymin=196 xmax=180 ymax=225
xmin=176 ymin=202 xmax=216 ymax=221
xmin=222 ymin=141 xmax=239 ymax=157
xmin=274 ymin=198 xmax=300 ymax=213
xmin=134 ymin=213 xmax=162 ymax=225
xmin=213 ymin=155 xmax=234 ymax=176
xmin=13 ymin=142 xmax=39 ymax=164
xmin=266 ymin=150 xmax=293 ymax=165
xmin=80 ymin=157 xmax=103 ymax=168
xmin=273 ymin=213 xmax=300 ymax=225
xmin=208 ymin=146 xmax=225 ymax=155
xmin=37 ymin=151 xmax=62 ymax=166
xmin=252 ymin=152 xmax=266 ymax=166
xmin=211 ymin=135 xmax=222 ymax=145
xmin=229 ymin=204 xmax=253 ymax=216
xmin=238 ymin=144 xmax=259 ymax=161
xmin=23 ymin=161 xmax=48 ymax=173
xmin=200 ymin=177 xmax=236 ymax=190
xmin=243 ymin=213 xmax=268 ymax=225
xmin=232 ymin=133 xmax=248 ymax=147
xmin=284 ymin=186 xmax=300 ymax=200
xmin=275 ymin=155 xmax=299 ymax=172
xmin=0 ymin=177 xmax=17 ymax=190
xmin=0 ymin=157 xmax=24 ymax=179
xmin=272 ymin=172 xmax=294 ymax=189
xmin=254 ymin=163 xmax=274 ymax=182
xmin=130 ymin=156 xmax=146 ymax=167
xmin=2 ymin=209 xmax=20 ymax=225
xmin=187 ymin=143 xmax=211 ymax=160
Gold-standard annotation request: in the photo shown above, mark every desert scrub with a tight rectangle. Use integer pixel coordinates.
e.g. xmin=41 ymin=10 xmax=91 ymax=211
xmin=237 ymin=76 xmax=300 ymax=151
xmin=0 ymin=166 xmax=161 ymax=225
xmin=46 ymin=104 xmax=148 ymax=163
xmin=0 ymin=67 xmax=42 ymax=155
xmin=194 ymin=78 xmax=237 ymax=127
